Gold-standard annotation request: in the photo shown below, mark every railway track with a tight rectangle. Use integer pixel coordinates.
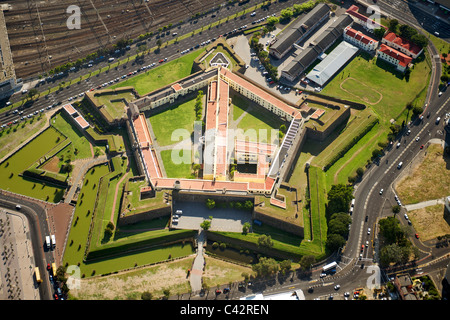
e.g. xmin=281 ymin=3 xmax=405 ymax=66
xmin=3 ymin=0 xmax=222 ymax=79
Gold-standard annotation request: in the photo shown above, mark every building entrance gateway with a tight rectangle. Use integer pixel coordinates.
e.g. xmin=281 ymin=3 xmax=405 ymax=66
xmin=209 ymin=52 xmax=230 ymax=69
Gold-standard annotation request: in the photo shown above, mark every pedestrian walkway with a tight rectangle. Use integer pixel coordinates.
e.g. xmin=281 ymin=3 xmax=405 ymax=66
xmin=190 ymin=229 xmax=205 ymax=293
xmin=64 ymin=155 xmax=108 ymax=203
xmin=404 ymin=197 xmax=446 ymax=211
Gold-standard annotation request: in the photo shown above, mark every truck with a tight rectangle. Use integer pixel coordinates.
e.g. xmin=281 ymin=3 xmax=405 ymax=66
xmin=35 ymin=267 xmax=42 ymax=283
xmin=322 ymin=261 xmax=338 ymax=273
xmin=51 ymin=234 xmax=56 ymax=248
xmin=45 ymin=236 xmax=51 ymax=249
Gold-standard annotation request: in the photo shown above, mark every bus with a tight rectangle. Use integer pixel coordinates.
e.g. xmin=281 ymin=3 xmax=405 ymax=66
xmin=322 ymin=261 xmax=338 ymax=273
xmin=52 ymin=263 xmax=57 ymax=276
xmin=35 ymin=267 xmax=42 ymax=283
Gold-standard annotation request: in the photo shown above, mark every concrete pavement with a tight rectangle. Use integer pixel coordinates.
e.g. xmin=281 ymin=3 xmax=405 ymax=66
xmin=190 ymin=229 xmax=205 ymax=293
xmin=404 ymin=197 xmax=446 ymax=211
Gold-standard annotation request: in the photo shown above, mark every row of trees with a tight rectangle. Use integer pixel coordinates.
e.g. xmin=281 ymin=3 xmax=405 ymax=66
xmin=279 ymin=0 xmax=320 ymax=23
xmin=387 ymin=19 xmax=428 ymax=48
xmin=325 ymin=184 xmax=354 ymax=252
xmin=205 ymin=198 xmax=254 ymax=211
xmin=195 ymin=90 xmax=204 ymax=121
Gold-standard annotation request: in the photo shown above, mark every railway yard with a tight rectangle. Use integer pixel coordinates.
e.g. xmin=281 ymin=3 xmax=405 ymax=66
xmin=2 ymin=0 xmax=223 ymax=79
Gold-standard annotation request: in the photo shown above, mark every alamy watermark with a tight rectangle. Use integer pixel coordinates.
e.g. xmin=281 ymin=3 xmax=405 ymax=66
xmin=66 ymin=265 xmax=81 ymax=290
xmin=66 ymin=5 xmax=81 ymax=30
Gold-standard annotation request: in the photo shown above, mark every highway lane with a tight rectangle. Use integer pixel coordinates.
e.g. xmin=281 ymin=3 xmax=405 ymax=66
xmin=347 ymin=90 xmax=450 ymax=264
xmin=0 ymin=194 xmax=54 ymax=300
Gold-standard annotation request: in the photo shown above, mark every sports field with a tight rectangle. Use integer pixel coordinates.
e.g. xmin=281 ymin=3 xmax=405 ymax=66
xmin=322 ymin=51 xmax=431 ymax=122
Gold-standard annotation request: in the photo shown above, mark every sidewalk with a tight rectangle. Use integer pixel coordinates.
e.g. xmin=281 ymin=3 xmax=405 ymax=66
xmin=404 ymin=198 xmax=446 ymax=211
xmin=190 ymin=229 xmax=205 ymax=293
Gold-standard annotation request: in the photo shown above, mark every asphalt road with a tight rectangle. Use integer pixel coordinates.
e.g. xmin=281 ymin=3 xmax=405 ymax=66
xmin=0 ymin=0 xmax=449 ymax=301
xmin=0 ymin=194 xmax=54 ymax=300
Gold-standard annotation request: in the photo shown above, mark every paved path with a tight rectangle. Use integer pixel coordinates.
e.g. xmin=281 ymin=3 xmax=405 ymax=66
xmin=404 ymin=198 xmax=446 ymax=211
xmin=190 ymin=229 xmax=205 ymax=293
xmin=64 ymin=155 xmax=108 ymax=203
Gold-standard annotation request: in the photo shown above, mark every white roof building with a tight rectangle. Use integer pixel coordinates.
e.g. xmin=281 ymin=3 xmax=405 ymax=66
xmin=306 ymin=41 xmax=359 ymax=87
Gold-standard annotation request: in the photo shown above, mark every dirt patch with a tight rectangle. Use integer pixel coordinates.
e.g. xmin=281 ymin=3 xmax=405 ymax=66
xmin=41 ymin=156 xmax=60 ymax=173
xmin=408 ymin=204 xmax=450 ymax=241
xmin=70 ymin=257 xmax=194 ymax=300
xmin=394 ymin=143 xmax=450 ymax=204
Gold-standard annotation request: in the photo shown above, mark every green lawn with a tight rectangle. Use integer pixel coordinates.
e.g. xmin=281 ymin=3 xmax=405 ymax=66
xmin=0 ymin=116 xmax=48 ymax=160
xmin=308 ymin=108 xmax=378 ymax=170
xmin=160 ymin=149 xmax=194 ymax=179
xmin=95 ymin=91 xmax=136 ymax=120
xmin=63 ymin=163 xmax=111 ymax=268
xmin=147 ymin=98 xmax=197 ymax=147
xmin=0 ymin=127 xmax=67 ymax=202
xmin=110 ymin=49 xmax=204 ymax=96
xmin=234 ymin=97 xmax=284 ymax=144
xmin=50 ymin=111 xmax=93 ymax=159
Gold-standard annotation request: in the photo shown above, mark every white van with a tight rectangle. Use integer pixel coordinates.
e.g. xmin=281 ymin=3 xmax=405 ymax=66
xmin=351 ymin=199 xmax=355 ymax=207
xmin=45 ymin=236 xmax=51 ymax=249
xmin=51 ymin=234 xmax=56 ymax=248
xmin=176 ymin=210 xmax=183 ymax=215
xmin=397 ymin=162 xmax=403 ymax=169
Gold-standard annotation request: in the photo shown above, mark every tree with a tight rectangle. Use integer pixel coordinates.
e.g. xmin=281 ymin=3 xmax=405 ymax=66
xmin=325 ymin=233 xmax=346 ymax=252
xmin=280 ymin=8 xmax=293 ymax=22
xmin=257 ymin=234 xmax=274 ymax=248
xmin=356 ymin=167 xmax=364 ymax=177
xmin=411 ymin=33 xmax=428 ymax=48
xmin=399 ymin=24 xmax=417 ymax=40
xmin=206 ymin=198 xmax=215 ymax=209
xmin=392 ymin=205 xmax=401 ymax=214
xmin=299 ymin=255 xmax=316 ymax=271
xmin=373 ymin=27 xmax=386 ymax=40
xmin=242 ymin=222 xmax=251 ymax=234
xmin=388 ymin=19 xmax=399 ymax=32
xmin=27 ymin=88 xmax=39 ymax=101
xmin=252 ymin=257 xmax=279 ymax=277
xmin=279 ymin=260 xmax=292 ymax=275
xmin=141 ymin=291 xmax=153 ymax=300
xmin=200 ymin=219 xmax=211 ymax=230
xmin=243 ymin=200 xmax=253 ymax=211
xmin=326 ymin=184 xmax=354 ymax=217
xmin=328 ymin=218 xmax=349 ymax=238
xmin=266 ymin=16 xmax=279 ymax=26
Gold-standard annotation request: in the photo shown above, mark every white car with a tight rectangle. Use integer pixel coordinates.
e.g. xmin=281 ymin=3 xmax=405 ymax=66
xmin=379 ymin=188 xmax=383 ymax=195
xmin=367 ymin=228 xmax=371 ymax=235
xmin=334 ymin=285 xmax=340 ymax=290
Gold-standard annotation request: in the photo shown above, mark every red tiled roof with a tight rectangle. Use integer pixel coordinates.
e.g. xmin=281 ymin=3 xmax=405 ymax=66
xmin=219 ymin=68 xmax=301 ymax=120
xmin=346 ymin=5 xmax=387 ymax=30
xmin=74 ymin=115 xmax=89 ymax=129
xmin=344 ymin=26 xmax=377 ymax=45
xmin=383 ymin=32 xmax=422 ymax=56
xmin=172 ymin=83 xmax=182 ymax=92
xmin=63 ymin=104 xmax=77 ymax=115
xmin=378 ymin=44 xmax=413 ymax=67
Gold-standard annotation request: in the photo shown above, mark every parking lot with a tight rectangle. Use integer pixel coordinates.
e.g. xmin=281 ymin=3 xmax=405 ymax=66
xmin=171 ymin=201 xmax=252 ymax=232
